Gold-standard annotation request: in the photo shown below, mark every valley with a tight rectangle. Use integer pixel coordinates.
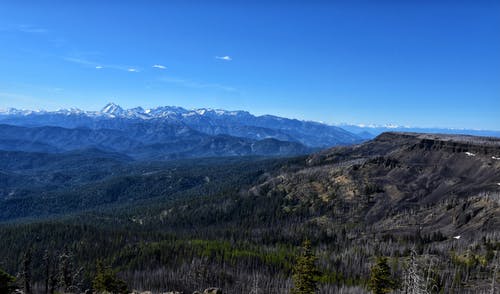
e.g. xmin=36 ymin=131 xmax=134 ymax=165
xmin=1 ymin=128 xmax=499 ymax=293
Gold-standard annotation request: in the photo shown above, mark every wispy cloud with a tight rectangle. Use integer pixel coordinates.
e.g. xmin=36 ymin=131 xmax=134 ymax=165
xmin=0 ymin=24 xmax=48 ymax=34
xmin=64 ymin=57 xmax=138 ymax=72
xmin=159 ymin=76 xmax=236 ymax=92
xmin=18 ymin=25 xmax=48 ymax=34
xmin=64 ymin=57 xmax=99 ymax=67
xmin=215 ymin=55 xmax=232 ymax=61
xmin=152 ymin=64 xmax=167 ymax=70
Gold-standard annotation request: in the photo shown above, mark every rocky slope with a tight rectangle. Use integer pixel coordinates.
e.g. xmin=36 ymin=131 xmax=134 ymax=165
xmin=250 ymin=132 xmax=500 ymax=237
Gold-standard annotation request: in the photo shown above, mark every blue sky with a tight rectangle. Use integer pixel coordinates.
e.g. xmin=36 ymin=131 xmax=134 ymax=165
xmin=0 ymin=1 xmax=499 ymax=129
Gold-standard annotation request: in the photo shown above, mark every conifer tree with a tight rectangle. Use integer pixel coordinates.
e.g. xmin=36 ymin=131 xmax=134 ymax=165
xmin=369 ymin=256 xmax=397 ymax=294
xmin=291 ymin=240 xmax=320 ymax=294
xmin=22 ymin=248 xmax=32 ymax=294
xmin=42 ymin=250 xmax=51 ymax=294
xmin=0 ymin=268 xmax=17 ymax=294
xmin=92 ymin=260 xmax=128 ymax=294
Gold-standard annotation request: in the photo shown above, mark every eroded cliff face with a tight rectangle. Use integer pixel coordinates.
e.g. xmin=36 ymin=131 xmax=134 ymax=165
xmin=249 ymin=132 xmax=500 ymax=236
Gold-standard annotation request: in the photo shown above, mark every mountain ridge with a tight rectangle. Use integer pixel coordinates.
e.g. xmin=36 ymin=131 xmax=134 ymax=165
xmin=0 ymin=103 xmax=363 ymax=150
xmin=253 ymin=131 xmax=500 ymax=237
xmin=0 ymin=123 xmax=312 ymax=160
xmin=3 ymin=103 xmax=498 ymax=143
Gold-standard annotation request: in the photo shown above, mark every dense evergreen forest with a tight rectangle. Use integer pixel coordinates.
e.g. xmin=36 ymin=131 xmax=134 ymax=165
xmin=1 ymin=133 xmax=500 ymax=293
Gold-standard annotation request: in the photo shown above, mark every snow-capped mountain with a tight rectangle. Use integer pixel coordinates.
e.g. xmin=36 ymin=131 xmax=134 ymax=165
xmin=0 ymin=103 xmax=369 ymax=159
xmin=0 ymin=103 xmax=258 ymax=121
xmin=100 ymin=102 xmax=126 ymax=117
xmin=0 ymin=103 xmax=362 ymax=148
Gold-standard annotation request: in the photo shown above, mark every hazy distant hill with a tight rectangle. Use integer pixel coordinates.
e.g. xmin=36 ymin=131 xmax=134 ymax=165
xmin=339 ymin=124 xmax=500 ymax=139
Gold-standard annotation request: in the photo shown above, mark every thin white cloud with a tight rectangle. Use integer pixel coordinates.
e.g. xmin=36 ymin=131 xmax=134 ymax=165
xmin=2 ymin=25 xmax=49 ymax=34
xmin=18 ymin=25 xmax=48 ymax=34
xmin=215 ymin=55 xmax=232 ymax=61
xmin=64 ymin=57 xmax=96 ymax=67
xmin=152 ymin=64 xmax=167 ymax=70
xmin=64 ymin=57 xmax=138 ymax=72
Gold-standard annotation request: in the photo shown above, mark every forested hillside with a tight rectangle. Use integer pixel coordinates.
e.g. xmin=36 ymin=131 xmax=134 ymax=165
xmin=0 ymin=133 xmax=499 ymax=293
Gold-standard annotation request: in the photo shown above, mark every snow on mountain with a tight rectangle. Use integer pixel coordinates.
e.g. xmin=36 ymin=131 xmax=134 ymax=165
xmin=2 ymin=103 xmax=256 ymax=120
xmin=54 ymin=108 xmax=86 ymax=116
xmin=2 ymin=103 xmax=497 ymax=142
xmin=0 ymin=103 xmax=363 ymax=147
xmin=101 ymin=102 xmax=126 ymax=117
xmin=0 ymin=108 xmax=46 ymax=116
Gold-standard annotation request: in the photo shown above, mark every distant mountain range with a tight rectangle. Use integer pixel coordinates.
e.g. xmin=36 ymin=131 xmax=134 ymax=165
xmin=338 ymin=124 xmax=500 ymax=139
xmin=0 ymin=103 xmax=361 ymax=159
xmin=1 ymin=103 xmax=498 ymax=160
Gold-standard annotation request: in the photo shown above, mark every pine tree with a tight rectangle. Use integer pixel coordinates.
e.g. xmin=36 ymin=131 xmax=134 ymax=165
xmin=92 ymin=260 xmax=128 ymax=294
xmin=42 ymin=250 xmax=51 ymax=294
xmin=491 ymin=251 xmax=498 ymax=294
xmin=291 ymin=240 xmax=320 ymax=294
xmin=0 ymin=268 xmax=17 ymax=294
xmin=369 ymin=256 xmax=397 ymax=294
xmin=22 ymin=248 xmax=32 ymax=294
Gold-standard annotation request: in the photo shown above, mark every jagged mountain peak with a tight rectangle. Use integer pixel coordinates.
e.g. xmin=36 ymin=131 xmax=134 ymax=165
xmin=101 ymin=102 xmax=125 ymax=116
xmin=190 ymin=108 xmax=250 ymax=117
xmin=0 ymin=103 xmax=363 ymax=147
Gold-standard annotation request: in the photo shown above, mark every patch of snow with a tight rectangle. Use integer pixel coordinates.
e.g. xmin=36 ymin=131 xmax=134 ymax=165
xmin=55 ymin=108 xmax=84 ymax=115
xmin=196 ymin=109 xmax=207 ymax=115
xmin=453 ymin=235 xmax=461 ymax=240
xmin=465 ymin=152 xmax=476 ymax=157
xmin=101 ymin=102 xmax=125 ymax=116
xmin=385 ymin=124 xmax=400 ymax=129
xmin=492 ymin=156 xmax=500 ymax=160
xmin=131 ymin=217 xmax=144 ymax=225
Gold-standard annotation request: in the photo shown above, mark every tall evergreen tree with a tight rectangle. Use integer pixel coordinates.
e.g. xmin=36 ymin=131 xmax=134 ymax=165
xmin=92 ymin=260 xmax=128 ymax=294
xmin=0 ymin=268 xmax=17 ymax=294
xmin=42 ymin=250 xmax=51 ymax=294
xmin=22 ymin=248 xmax=32 ymax=294
xmin=291 ymin=240 xmax=320 ymax=294
xmin=369 ymin=256 xmax=397 ymax=294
